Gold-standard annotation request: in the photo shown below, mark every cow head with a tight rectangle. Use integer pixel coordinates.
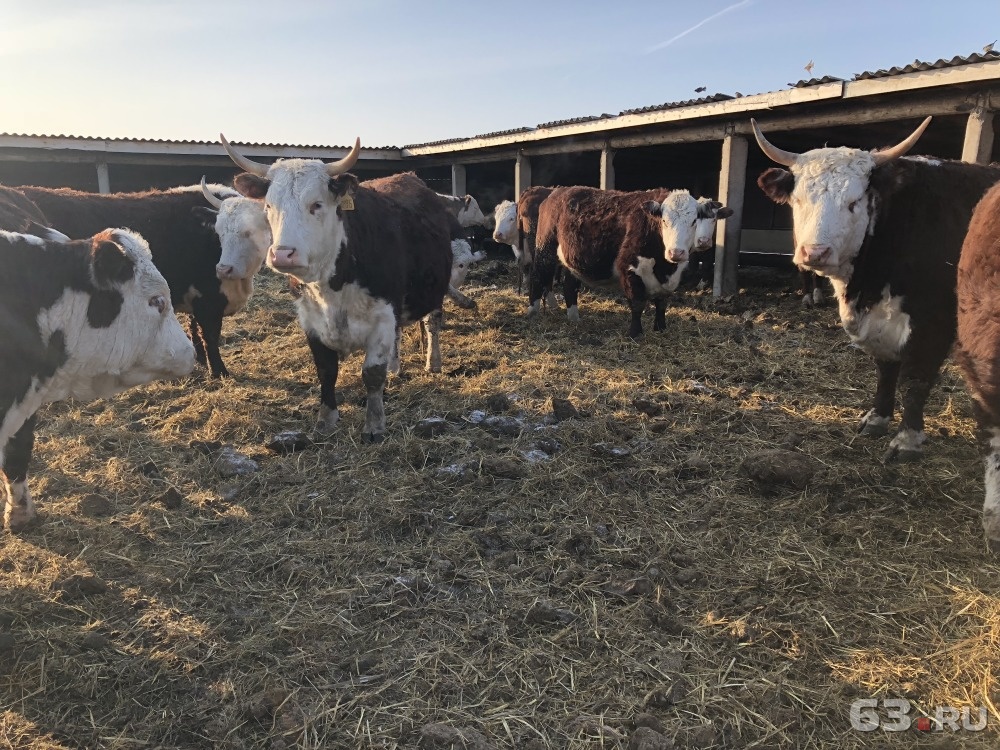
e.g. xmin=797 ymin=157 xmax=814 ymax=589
xmin=193 ymin=178 xmax=271 ymax=281
xmin=456 ymin=194 xmax=488 ymax=228
xmin=643 ymin=190 xmax=700 ymax=263
xmin=449 ymin=238 xmax=487 ymax=289
xmin=80 ymin=229 xmax=195 ymax=395
xmin=222 ymin=134 xmax=362 ymax=283
xmin=753 ymin=117 xmax=931 ymax=276
xmin=694 ymin=198 xmax=733 ymax=251
xmin=492 ymin=200 xmax=518 ymax=246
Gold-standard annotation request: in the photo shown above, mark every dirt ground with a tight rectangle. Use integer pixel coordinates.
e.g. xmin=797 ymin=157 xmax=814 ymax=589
xmin=2 ymin=260 xmax=999 ymax=749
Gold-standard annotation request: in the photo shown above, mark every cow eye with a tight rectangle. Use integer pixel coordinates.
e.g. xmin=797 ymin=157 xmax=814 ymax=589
xmin=150 ymin=295 xmax=167 ymax=314
xmin=310 ymin=201 xmax=323 ymax=215
xmin=848 ymin=200 xmax=860 ymax=212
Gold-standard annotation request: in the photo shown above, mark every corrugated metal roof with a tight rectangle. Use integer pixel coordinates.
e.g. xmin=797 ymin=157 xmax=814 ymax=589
xmin=471 ymin=126 xmax=535 ymax=140
xmin=620 ymin=93 xmax=734 ymax=116
xmin=536 ymin=113 xmax=615 ymax=129
xmin=853 ymin=50 xmax=999 ymax=80
xmin=0 ymin=132 xmax=389 ymax=151
xmin=792 ymin=75 xmax=845 ymax=88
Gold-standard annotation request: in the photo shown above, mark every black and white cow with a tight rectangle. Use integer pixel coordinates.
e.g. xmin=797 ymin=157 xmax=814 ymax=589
xmin=16 ymin=183 xmax=243 ymax=378
xmin=222 ymin=135 xmax=452 ymax=442
xmin=754 ymin=116 xmax=1000 ymax=460
xmin=1 ymin=228 xmax=195 ymax=529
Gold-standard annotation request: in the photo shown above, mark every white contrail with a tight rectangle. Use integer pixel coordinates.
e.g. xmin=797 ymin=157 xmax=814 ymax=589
xmin=645 ymin=0 xmax=754 ymax=54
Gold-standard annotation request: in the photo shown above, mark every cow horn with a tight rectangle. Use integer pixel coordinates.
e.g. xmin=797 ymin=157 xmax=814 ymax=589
xmin=200 ymin=177 xmax=224 ymax=209
xmin=220 ymin=133 xmax=270 ymax=177
xmin=325 ymin=137 xmax=362 ymax=177
xmin=751 ymin=118 xmax=799 ymax=167
xmin=872 ymin=117 xmax=932 ymax=166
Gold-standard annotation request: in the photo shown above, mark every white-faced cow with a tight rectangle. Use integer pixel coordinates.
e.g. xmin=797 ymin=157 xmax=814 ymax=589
xmin=532 ymin=185 xmax=704 ymax=338
xmin=1 ymin=228 xmax=195 ymax=529
xmin=437 ymin=192 xmax=488 ymax=230
xmin=956 ymin=181 xmax=1000 ymax=547
xmin=448 ymin=239 xmax=486 ymax=306
xmin=15 ymin=183 xmax=244 ymax=378
xmin=492 ymin=199 xmax=518 ymax=248
xmin=222 ymin=136 xmax=452 ymax=442
xmin=754 ymin=116 xmax=1000 ymax=461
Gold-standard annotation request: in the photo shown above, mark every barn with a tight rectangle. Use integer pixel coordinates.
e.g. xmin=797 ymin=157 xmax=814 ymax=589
xmin=2 ymin=50 xmax=1000 ymax=749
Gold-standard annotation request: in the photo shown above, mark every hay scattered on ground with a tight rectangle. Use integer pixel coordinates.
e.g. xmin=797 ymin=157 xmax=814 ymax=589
xmin=2 ymin=262 xmax=999 ymax=749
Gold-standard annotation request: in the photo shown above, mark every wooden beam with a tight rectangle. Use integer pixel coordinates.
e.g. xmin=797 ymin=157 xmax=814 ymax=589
xmin=962 ymin=106 xmax=995 ymax=164
xmin=515 ymin=152 xmax=532 ymax=197
xmin=600 ymin=146 xmax=615 ymax=190
xmin=451 ymin=163 xmax=467 ymax=197
xmin=714 ymin=133 xmax=747 ymax=298
xmin=96 ymin=162 xmax=110 ymax=194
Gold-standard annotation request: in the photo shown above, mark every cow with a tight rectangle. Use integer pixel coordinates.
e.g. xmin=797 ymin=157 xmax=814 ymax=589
xmin=956 ymin=181 xmax=1000 ymax=547
xmin=531 ymin=185 xmax=704 ymax=338
xmin=754 ymin=116 xmax=1000 ymax=461
xmin=1 ymin=227 xmax=195 ymax=530
xmin=492 ymin=199 xmax=518 ymax=249
xmin=15 ymin=183 xmax=245 ymax=378
xmin=221 ymin=135 xmax=453 ymax=443
xmin=0 ymin=185 xmax=52 ymax=234
xmin=449 ymin=238 xmax=486 ymax=293
xmin=437 ymin=192 xmax=488 ymax=230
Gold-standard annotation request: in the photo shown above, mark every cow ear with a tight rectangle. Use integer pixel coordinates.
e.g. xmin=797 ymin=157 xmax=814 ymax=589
xmin=757 ymin=168 xmax=794 ymax=204
xmin=191 ymin=206 xmax=218 ymax=229
xmin=463 ymin=195 xmax=473 ymax=208
xmin=91 ymin=237 xmax=135 ymax=286
xmin=643 ymin=201 xmax=662 ymax=217
xmin=716 ymin=207 xmax=735 ymax=219
xmin=233 ymin=173 xmax=270 ymax=199
xmin=328 ymin=173 xmax=360 ymax=197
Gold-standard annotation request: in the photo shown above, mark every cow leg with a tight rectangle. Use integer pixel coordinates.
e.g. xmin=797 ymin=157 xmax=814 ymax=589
xmin=3 ymin=415 xmax=37 ymax=530
xmin=859 ymin=359 xmax=899 ymax=437
xmin=423 ymin=309 xmax=443 ymax=373
xmin=564 ymin=274 xmax=581 ymax=323
xmin=984 ymin=431 xmax=1000 ymax=548
xmin=388 ymin=324 xmax=402 ymax=376
xmin=191 ymin=297 xmax=229 ymax=378
xmin=447 ymin=284 xmax=476 ymax=310
xmin=188 ymin=316 xmax=207 ymax=367
xmin=361 ymin=314 xmax=396 ymax=442
xmin=527 ymin=258 xmax=556 ymax=318
xmin=653 ymin=299 xmax=668 ymax=332
xmin=306 ymin=332 xmax=341 ymax=437
xmin=800 ymin=270 xmax=816 ymax=307
xmin=811 ymin=274 xmax=825 ymax=306
xmin=884 ymin=343 xmax=949 ymax=462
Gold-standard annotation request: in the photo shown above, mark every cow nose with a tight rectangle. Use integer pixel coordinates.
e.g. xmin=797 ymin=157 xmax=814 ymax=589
xmin=492 ymin=232 xmax=502 ymax=242
xmin=668 ymin=248 xmax=689 ymax=263
xmin=800 ymin=244 xmax=832 ymax=265
xmin=269 ymin=245 xmax=298 ymax=267
xmin=696 ymin=237 xmax=713 ymax=250
xmin=216 ymin=263 xmax=234 ymax=279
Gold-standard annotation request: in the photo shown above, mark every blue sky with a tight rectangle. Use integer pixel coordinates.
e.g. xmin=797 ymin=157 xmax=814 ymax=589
xmin=3 ymin=0 xmax=998 ymax=147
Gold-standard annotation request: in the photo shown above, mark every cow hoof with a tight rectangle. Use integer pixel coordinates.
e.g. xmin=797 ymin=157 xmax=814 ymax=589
xmin=884 ymin=446 xmax=922 ymax=464
xmin=5 ymin=508 xmax=37 ymax=532
xmin=884 ymin=428 xmax=926 ymax=463
xmin=363 ymin=431 xmax=385 ymax=444
xmin=425 ymin=363 xmax=442 ymax=374
xmin=812 ymin=289 xmax=825 ymax=306
xmin=566 ymin=306 xmax=580 ymax=323
xmin=858 ymin=411 xmax=891 ymax=437
xmin=525 ymin=302 xmax=541 ymax=318
xmin=801 ymin=295 xmax=815 ymax=308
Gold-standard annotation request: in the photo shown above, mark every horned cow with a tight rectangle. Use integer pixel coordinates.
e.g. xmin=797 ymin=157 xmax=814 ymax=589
xmin=222 ymin=136 xmax=453 ymax=443
xmin=755 ymin=116 xmax=1000 ymax=461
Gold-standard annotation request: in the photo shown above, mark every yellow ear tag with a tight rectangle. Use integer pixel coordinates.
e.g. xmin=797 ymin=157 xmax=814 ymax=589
xmin=339 ymin=195 xmax=355 ymax=211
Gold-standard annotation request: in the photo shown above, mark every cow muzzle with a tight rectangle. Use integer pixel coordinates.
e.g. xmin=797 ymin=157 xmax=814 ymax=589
xmin=797 ymin=244 xmax=832 ymax=267
xmin=216 ymin=263 xmax=237 ymax=280
xmin=269 ymin=245 xmax=300 ymax=269
xmin=667 ymin=248 xmax=689 ymax=263
xmin=695 ymin=237 xmax=714 ymax=250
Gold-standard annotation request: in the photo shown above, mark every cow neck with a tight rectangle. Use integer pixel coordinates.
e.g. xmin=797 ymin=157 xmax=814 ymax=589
xmin=327 ymin=240 xmax=355 ymax=292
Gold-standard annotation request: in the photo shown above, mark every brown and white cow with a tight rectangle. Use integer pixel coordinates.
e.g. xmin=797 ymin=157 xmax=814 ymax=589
xmin=754 ymin=117 xmax=1000 ymax=461
xmin=531 ymin=185 xmax=704 ymax=338
xmin=16 ymin=183 xmax=243 ymax=378
xmin=222 ymin=136 xmax=452 ymax=443
xmin=956 ymin=181 xmax=1000 ymax=546
xmin=1 ymin=228 xmax=195 ymax=529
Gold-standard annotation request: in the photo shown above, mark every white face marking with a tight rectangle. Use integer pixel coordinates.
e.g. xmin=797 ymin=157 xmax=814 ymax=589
xmin=492 ymin=200 xmax=518 ymax=244
xmin=440 ymin=193 xmax=487 ymax=228
xmin=694 ymin=197 xmax=724 ymax=251
xmin=449 ymin=239 xmax=486 ymax=289
xmin=652 ymin=191 xmax=699 ymax=263
xmin=831 ymin=281 xmax=911 ymax=360
xmin=263 ymin=159 xmax=348 ymax=283
xmin=787 ymin=148 xmax=878 ymax=277
xmin=214 ymin=196 xmax=271 ymax=280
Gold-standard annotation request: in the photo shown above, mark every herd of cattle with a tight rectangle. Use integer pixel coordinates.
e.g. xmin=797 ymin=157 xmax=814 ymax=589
xmin=3 ymin=118 xmax=1000 ymax=548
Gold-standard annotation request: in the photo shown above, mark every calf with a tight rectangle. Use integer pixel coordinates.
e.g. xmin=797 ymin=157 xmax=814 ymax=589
xmin=223 ymin=136 xmax=452 ymax=442
xmin=437 ymin=192 xmax=488 ymax=229
xmin=754 ymin=117 xmax=1000 ymax=460
xmin=956 ymin=182 xmax=1000 ymax=546
xmin=448 ymin=239 xmax=486 ymax=308
xmin=17 ymin=184 xmax=242 ymax=377
xmin=532 ymin=186 xmax=702 ymax=338
xmin=1 ymin=228 xmax=195 ymax=529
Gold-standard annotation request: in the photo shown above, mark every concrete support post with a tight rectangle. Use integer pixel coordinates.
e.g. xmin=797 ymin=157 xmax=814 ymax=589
xmin=96 ymin=161 xmax=110 ymax=194
xmin=600 ymin=145 xmax=616 ymax=190
xmin=962 ymin=107 xmax=995 ymax=165
xmin=515 ymin=152 xmax=532 ymax=198
xmin=451 ymin=163 xmax=467 ymax=197
xmin=714 ymin=131 xmax=747 ymax=298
